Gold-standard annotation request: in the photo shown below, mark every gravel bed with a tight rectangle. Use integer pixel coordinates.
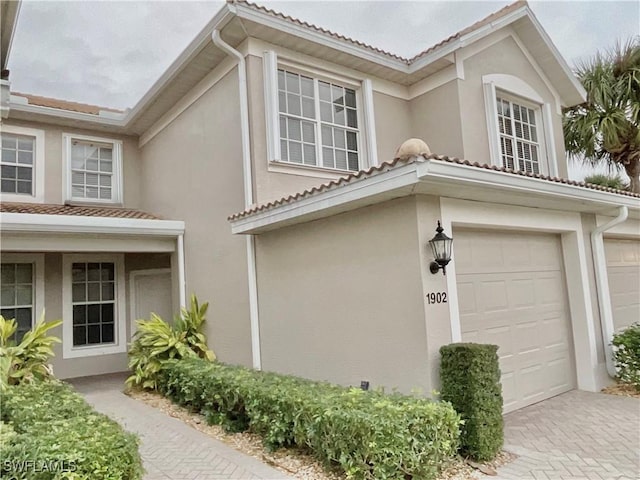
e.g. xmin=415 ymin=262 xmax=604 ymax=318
xmin=601 ymin=382 xmax=640 ymax=398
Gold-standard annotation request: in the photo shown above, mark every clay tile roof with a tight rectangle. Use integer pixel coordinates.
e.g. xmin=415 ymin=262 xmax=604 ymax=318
xmin=0 ymin=202 xmax=161 ymax=220
xmin=228 ymin=154 xmax=639 ymax=221
xmin=12 ymin=92 xmax=124 ymax=116
xmin=231 ymin=0 xmax=528 ymax=66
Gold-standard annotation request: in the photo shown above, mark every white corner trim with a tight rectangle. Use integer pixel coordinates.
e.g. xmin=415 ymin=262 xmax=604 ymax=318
xmin=361 ymin=78 xmax=378 ymax=167
xmin=0 ymin=124 xmax=45 ymax=204
xmin=543 ymin=102 xmax=559 ymax=177
xmin=454 ymin=52 xmax=465 ymax=80
xmin=177 ymin=234 xmax=186 ymax=309
xmin=263 ymin=50 xmax=280 ymax=162
xmin=0 ymin=212 xmax=185 ymax=236
xmin=62 ymin=253 xmax=127 ymax=359
xmin=129 ymin=268 xmax=172 ymax=337
xmin=482 ymin=81 xmax=501 ymax=167
xmin=0 ymin=253 xmax=45 ymax=330
xmin=62 ymin=133 xmax=123 ymax=204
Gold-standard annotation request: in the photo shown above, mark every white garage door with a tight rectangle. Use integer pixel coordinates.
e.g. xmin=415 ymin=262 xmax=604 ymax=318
xmin=605 ymin=239 xmax=640 ymax=332
xmin=455 ymin=229 xmax=576 ymax=412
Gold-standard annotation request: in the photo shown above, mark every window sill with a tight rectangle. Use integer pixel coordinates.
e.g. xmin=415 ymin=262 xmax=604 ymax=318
xmin=0 ymin=193 xmax=44 ymax=204
xmin=268 ymin=160 xmax=356 ymax=180
xmin=62 ymin=342 xmax=126 ymax=359
xmin=65 ymin=200 xmax=124 ymax=208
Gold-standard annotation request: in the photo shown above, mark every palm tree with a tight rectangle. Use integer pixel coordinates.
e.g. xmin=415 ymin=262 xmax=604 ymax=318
xmin=563 ymin=38 xmax=640 ymax=193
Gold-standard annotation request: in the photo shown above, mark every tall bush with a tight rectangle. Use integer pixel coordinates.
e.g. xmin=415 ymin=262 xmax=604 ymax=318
xmin=612 ymin=323 xmax=640 ymax=391
xmin=440 ymin=343 xmax=503 ymax=461
xmin=127 ymin=294 xmax=215 ymax=389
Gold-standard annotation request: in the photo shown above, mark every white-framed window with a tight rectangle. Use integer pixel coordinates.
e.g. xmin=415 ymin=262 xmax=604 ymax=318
xmin=63 ymin=133 xmax=123 ymax=204
xmin=264 ymin=51 xmax=378 ymax=176
xmin=482 ymin=74 xmax=558 ymax=177
xmin=0 ymin=254 xmax=45 ymax=342
xmin=0 ymin=125 xmax=45 ymax=203
xmin=62 ymin=254 xmax=126 ymax=358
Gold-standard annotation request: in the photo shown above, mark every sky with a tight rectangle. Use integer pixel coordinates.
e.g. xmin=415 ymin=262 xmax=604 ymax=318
xmin=6 ymin=0 xmax=640 ymax=179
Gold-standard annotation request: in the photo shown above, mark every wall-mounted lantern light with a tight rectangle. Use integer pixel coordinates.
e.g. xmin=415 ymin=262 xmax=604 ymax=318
xmin=428 ymin=221 xmax=453 ymax=275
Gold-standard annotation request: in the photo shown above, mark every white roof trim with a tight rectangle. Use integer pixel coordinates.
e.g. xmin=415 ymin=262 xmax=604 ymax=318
xmin=0 ymin=212 xmax=185 ymax=236
xmin=230 ymin=158 xmax=639 ymax=234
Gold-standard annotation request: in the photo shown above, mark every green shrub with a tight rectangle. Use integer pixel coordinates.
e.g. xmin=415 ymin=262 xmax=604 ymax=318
xmin=127 ymin=294 xmax=215 ymax=390
xmin=440 ymin=343 xmax=503 ymax=461
xmin=612 ymin=323 xmax=640 ymax=391
xmin=0 ymin=312 xmax=62 ymax=391
xmin=1 ymin=381 xmax=143 ymax=480
xmin=159 ymin=357 xmax=460 ymax=480
xmin=584 ymin=174 xmax=629 ymax=190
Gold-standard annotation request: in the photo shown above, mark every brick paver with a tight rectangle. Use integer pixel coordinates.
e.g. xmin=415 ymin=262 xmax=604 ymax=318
xmin=70 ymin=374 xmax=292 ymax=480
xmin=494 ymin=390 xmax=640 ymax=480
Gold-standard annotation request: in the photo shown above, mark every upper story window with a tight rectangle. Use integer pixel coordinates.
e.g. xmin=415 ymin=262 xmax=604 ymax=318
xmin=264 ymin=51 xmax=378 ymax=177
xmin=278 ymin=69 xmax=360 ymax=171
xmin=63 ymin=134 xmax=123 ymax=204
xmin=482 ymin=74 xmax=558 ymax=177
xmin=0 ymin=125 xmax=45 ymax=203
xmin=496 ymin=96 xmax=540 ymax=174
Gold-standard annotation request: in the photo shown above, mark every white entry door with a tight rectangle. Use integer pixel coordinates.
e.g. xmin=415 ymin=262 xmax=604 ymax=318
xmin=130 ymin=269 xmax=174 ymax=337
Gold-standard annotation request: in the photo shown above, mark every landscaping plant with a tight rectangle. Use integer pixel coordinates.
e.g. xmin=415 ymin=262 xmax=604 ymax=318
xmin=127 ymin=294 xmax=215 ymax=389
xmin=1 ymin=380 xmax=143 ymax=480
xmin=0 ymin=312 xmax=62 ymax=391
xmin=612 ymin=323 xmax=640 ymax=391
xmin=158 ymin=357 xmax=461 ymax=480
xmin=439 ymin=343 xmax=503 ymax=461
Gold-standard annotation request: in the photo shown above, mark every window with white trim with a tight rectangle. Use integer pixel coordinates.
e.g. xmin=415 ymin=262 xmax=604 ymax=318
xmin=62 ymin=254 xmax=126 ymax=358
xmin=482 ymin=74 xmax=558 ymax=177
xmin=64 ymin=134 xmax=122 ymax=203
xmin=264 ymin=50 xmax=377 ymax=175
xmin=496 ymin=96 xmax=541 ymax=174
xmin=0 ymin=125 xmax=45 ymax=203
xmin=0 ymin=263 xmax=34 ymax=342
xmin=71 ymin=262 xmax=116 ymax=346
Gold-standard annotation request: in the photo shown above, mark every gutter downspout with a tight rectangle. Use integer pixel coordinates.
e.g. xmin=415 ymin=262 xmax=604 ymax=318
xmin=177 ymin=234 xmax=187 ymax=309
xmin=590 ymin=206 xmax=628 ymax=377
xmin=212 ymin=30 xmax=262 ymax=370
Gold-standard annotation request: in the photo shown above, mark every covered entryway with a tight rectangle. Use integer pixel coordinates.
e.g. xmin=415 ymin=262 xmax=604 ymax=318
xmin=130 ymin=269 xmax=174 ymax=334
xmin=454 ymin=229 xmax=576 ymax=412
xmin=604 ymin=238 xmax=640 ymax=332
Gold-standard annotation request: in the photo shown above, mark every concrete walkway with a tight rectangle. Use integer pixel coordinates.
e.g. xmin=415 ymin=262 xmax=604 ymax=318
xmin=494 ymin=390 xmax=640 ymax=480
xmin=71 ymin=374 xmax=292 ymax=480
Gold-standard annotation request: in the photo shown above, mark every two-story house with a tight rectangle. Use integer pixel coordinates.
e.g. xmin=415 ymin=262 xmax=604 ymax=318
xmin=1 ymin=0 xmax=638 ymax=412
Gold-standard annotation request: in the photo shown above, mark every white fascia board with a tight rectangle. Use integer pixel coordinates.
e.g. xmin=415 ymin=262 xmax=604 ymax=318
xmin=0 ymin=212 xmax=185 ymax=236
xmin=230 ymin=164 xmax=422 ymax=234
xmin=9 ymin=101 xmax=127 ymax=127
xmin=233 ymin=3 xmax=410 ymax=73
xmin=125 ymin=6 xmax=236 ymax=127
xmin=416 ymin=161 xmax=640 ymax=211
xmin=407 ymin=7 xmax=528 ymax=73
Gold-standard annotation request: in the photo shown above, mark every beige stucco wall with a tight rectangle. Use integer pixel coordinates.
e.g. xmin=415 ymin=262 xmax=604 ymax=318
xmin=256 ymin=196 xmax=440 ymax=393
xmin=0 ymin=119 xmax=142 ymax=207
xmin=373 ymin=92 xmax=412 ymax=163
xmin=458 ymin=35 xmax=569 ymax=177
xmin=138 ymin=68 xmax=253 ymax=367
xmin=409 ymin=81 xmax=465 ymax=159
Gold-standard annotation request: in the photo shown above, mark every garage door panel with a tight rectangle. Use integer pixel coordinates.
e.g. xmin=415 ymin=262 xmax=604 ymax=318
xmin=605 ymin=240 xmax=640 ymax=332
xmin=456 ymin=229 xmax=575 ymax=412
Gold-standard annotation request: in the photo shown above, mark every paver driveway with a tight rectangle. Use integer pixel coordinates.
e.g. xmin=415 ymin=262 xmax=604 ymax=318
xmin=494 ymin=390 xmax=639 ymax=480
xmin=71 ymin=374 xmax=292 ymax=480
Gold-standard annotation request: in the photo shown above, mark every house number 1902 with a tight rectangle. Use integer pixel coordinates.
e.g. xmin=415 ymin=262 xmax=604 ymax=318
xmin=426 ymin=292 xmax=447 ymax=304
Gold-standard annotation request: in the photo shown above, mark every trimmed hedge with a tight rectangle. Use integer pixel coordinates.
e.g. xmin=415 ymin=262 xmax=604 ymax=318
xmin=0 ymin=381 xmax=143 ymax=480
xmin=440 ymin=343 xmax=503 ymax=461
xmin=158 ymin=357 xmax=461 ymax=480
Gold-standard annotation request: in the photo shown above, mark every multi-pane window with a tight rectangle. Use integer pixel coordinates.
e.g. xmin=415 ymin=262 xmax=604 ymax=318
xmin=1 ymin=134 xmax=34 ymax=195
xmin=70 ymin=140 xmax=114 ymax=200
xmin=0 ymin=263 xmax=33 ymax=342
xmin=278 ymin=69 xmax=359 ymax=171
xmin=71 ymin=263 xmax=115 ymax=346
xmin=496 ymin=97 xmax=540 ymax=174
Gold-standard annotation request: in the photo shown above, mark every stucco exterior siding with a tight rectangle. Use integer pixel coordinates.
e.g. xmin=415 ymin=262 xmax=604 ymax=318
xmin=458 ymin=35 xmax=569 ymax=177
xmin=1 ymin=119 xmax=142 ymax=207
xmin=256 ymin=196 xmax=433 ymax=393
xmin=409 ymin=81 xmax=465 ymax=159
xmin=138 ymin=68 xmax=253 ymax=367
xmin=372 ymin=91 xmax=411 ymax=162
